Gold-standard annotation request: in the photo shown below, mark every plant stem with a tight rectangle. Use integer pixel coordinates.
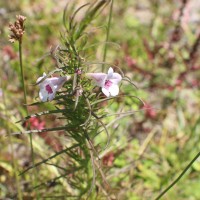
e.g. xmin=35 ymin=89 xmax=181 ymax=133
xmin=19 ymin=42 xmax=27 ymax=107
xmin=102 ymin=0 xmax=114 ymax=72
xmin=155 ymin=151 xmax=200 ymax=200
xmin=19 ymin=41 xmax=39 ymax=199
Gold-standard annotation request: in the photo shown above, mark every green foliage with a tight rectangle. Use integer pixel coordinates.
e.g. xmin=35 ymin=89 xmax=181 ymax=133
xmin=1 ymin=0 xmax=200 ymax=199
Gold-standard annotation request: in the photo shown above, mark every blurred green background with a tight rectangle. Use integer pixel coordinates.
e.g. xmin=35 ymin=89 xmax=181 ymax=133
xmin=0 ymin=0 xmax=200 ymax=199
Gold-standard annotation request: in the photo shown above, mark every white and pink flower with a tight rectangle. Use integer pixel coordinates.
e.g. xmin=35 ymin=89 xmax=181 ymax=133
xmin=36 ymin=73 xmax=70 ymax=102
xmin=87 ymin=67 xmax=122 ymax=97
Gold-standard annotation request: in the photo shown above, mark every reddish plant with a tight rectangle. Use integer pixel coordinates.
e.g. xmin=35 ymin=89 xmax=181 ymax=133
xmin=143 ymin=103 xmax=157 ymax=119
xmin=23 ymin=117 xmax=62 ymax=151
xmin=102 ymin=152 xmax=115 ymax=167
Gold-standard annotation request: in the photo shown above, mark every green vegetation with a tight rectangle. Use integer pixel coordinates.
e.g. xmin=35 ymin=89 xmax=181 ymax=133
xmin=0 ymin=0 xmax=200 ymax=199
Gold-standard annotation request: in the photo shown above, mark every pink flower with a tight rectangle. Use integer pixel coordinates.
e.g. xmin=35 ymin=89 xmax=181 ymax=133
xmin=87 ymin=67 xmax=122 ymax=97
xmin=36 ymin=73 xmax=70 ymax=102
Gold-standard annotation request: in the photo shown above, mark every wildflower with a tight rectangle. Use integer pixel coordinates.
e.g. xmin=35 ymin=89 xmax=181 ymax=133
xmin=87 ymin=67 xmax=122 ymax=97
xmin=36 ymin=73 xmax=70 ymax=102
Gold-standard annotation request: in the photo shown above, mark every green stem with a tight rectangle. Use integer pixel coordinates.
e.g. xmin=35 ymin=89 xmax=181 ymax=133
xmin=155 ymin=151 xmax=200 ymax=200
xmin=19 ymin=41 xmax=39 ymax=199
xmin=19 ymin=42 xmax=27 ymax=107
xmin=102 ymin=0 xmax=114 ymax=72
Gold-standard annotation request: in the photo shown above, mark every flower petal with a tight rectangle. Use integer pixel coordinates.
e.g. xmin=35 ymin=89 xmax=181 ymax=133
xmin=39 ymin=79 xmax=51 ymax=89
xmin=109 ymin=72 xmax=122 ymax=84
xmin=108 ymin=84 xmax=119 ymax=96
xmin=107 ymin=67 xmax=114 ymax=79
xmin=39 ymin=88 xmax=56 ymax=102
xmin=39 ymin=88 xmax=49 ymax=102
xmin=87 ymin=73 xmax=107 ymax=87
xmin=102 ymin=87 xmax=110 ymax=97
xmin=36 ymin=72 xmax=47 ymax=84
xmin=48 ymin=93 xmax=56 ymax=101
xmin=38 ymin=81 xmax=56 ymax=102
xmin=37 ymin=75 xmax=70 ymax=102
xmin=50 ymin=76 xmax=69 ymax=90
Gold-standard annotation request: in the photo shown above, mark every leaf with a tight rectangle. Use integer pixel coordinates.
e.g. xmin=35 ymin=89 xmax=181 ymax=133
xmin=17 ymin=109 xmax=67 ymax=123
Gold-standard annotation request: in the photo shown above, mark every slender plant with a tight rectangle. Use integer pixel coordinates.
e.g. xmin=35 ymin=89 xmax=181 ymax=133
xmin=8 ymin=15 xmax=39 ymax=199
xmin=12 ymin=1 xmax=139 ymax=199
xmin=155 ymin=151 xmax=200 ymax=199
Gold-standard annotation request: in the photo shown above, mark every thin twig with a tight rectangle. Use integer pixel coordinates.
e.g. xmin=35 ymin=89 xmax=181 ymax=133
xmin=155 ymin=150 xmax=200 ymax=200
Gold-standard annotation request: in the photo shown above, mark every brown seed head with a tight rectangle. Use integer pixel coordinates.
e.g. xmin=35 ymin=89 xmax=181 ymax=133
xmin=8 ymin=15 xmax=26 ymax=43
